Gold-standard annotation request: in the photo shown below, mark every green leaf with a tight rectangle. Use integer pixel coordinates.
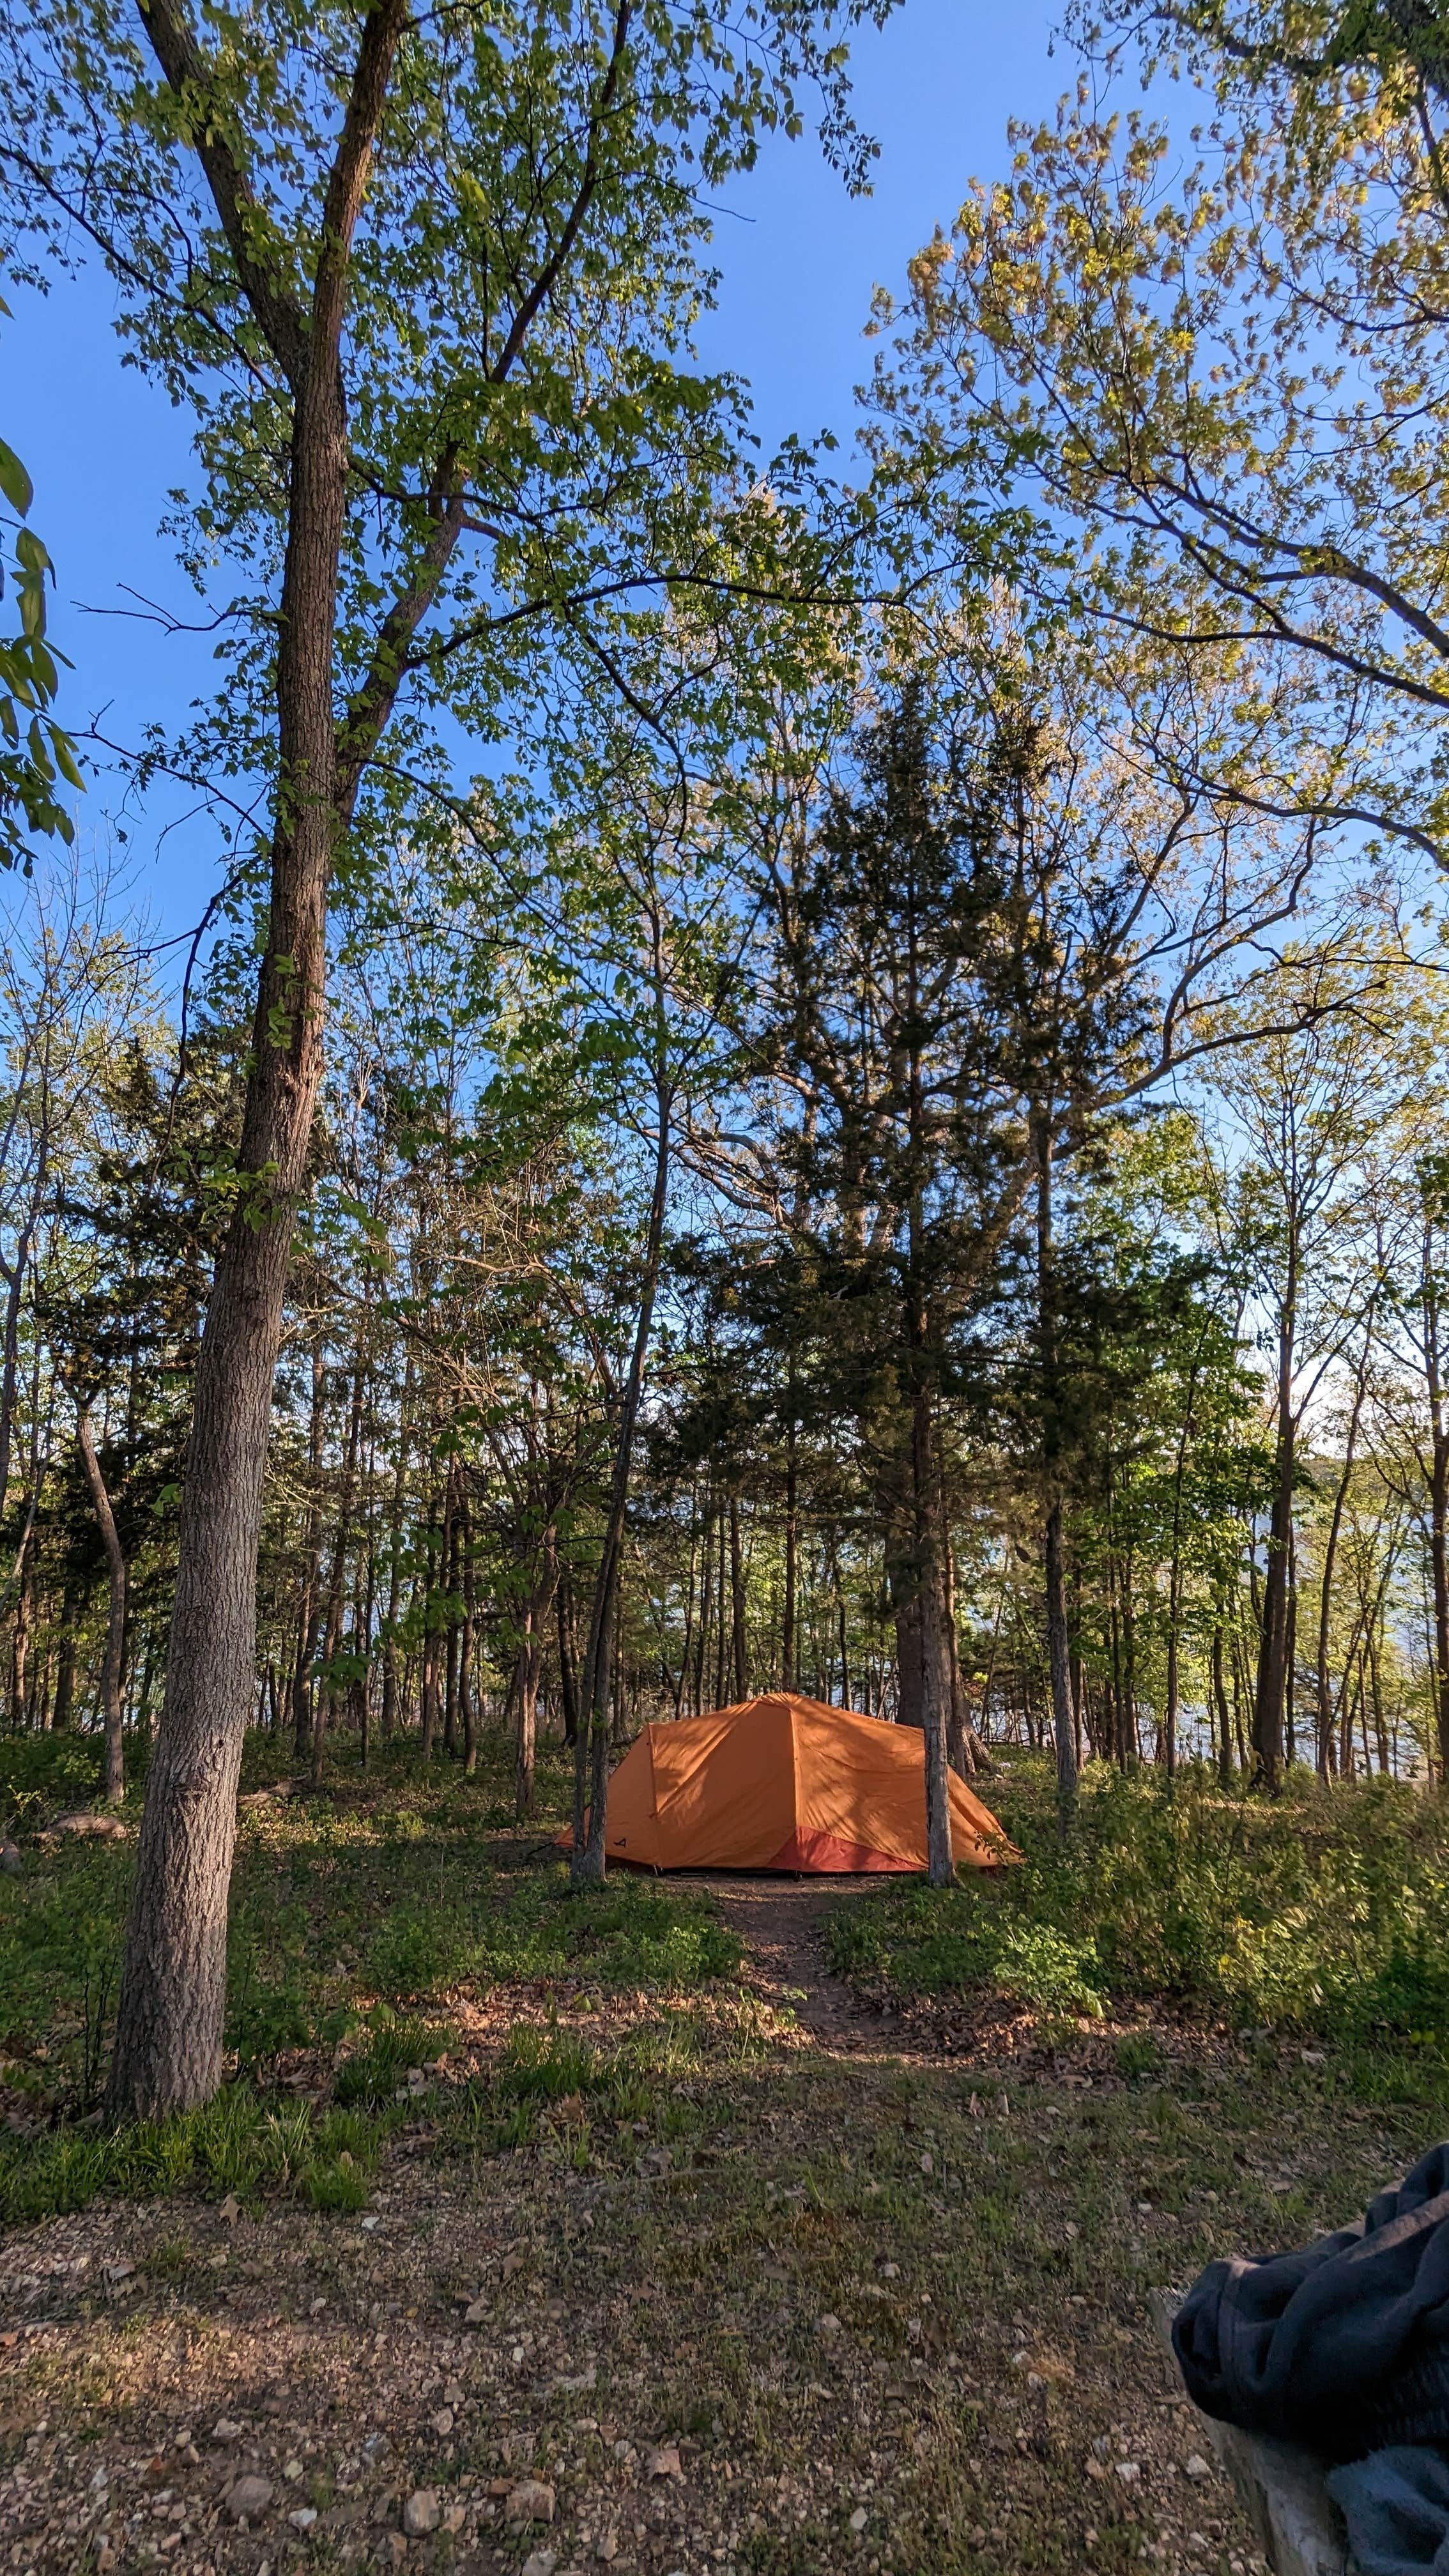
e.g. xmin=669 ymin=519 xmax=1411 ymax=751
xmin=0 ymin=438 xmax=33 ymax=519
xmin=47 ymin=724 xmax=83 ymax=791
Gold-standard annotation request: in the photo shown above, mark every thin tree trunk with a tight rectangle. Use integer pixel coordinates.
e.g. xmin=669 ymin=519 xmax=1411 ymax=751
xmin=460 ymin=1486 xmax=479 ymax=1777
xmin=1035 ymin=1109 xmax=1077 ymax=1833
xmin=557 ymin=1573 xmax=579 ymax=1747
xmin=572 ymin=1082 xmax=671 ymax=1887
xmin=76 ymin=1411 xmax=126 ymax=1804
xmin=1317 ymin=1346 xmax=1369 ymax=1777
xmin=291 ymin=1342 xmax=326 ymax=1763
xmin=312 ymin=1344 xmax=365 ymax=1786
xmin=515 ymin=1533 xmax=561 ymax=1818
xmin=1254 ymin=1247 xmax=1298 ymax=1788
xmin=52 ymin=1586 xmax=77 ymax=1734
xmin=1211 ymin=1625 xmax=1233 ymax=1786
xmin=781 ymin=1400 xmax=798 ymax=1694
xmin=730 ymin=1493 xmax=747 ymax=1700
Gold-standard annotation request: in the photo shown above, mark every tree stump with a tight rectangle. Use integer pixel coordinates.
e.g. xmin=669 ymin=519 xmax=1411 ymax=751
xmin=1151 ymin=2291 xmax=1357 ymax=2576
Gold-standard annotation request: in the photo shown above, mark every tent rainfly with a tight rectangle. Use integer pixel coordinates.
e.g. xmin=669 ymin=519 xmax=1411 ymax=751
xmin=562 ymin=1691 xmax=1016 ymax=1873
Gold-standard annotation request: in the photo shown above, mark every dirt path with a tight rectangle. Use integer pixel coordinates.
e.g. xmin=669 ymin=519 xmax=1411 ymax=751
xmin=675 ymin=1874 xmax=889 ymax=2051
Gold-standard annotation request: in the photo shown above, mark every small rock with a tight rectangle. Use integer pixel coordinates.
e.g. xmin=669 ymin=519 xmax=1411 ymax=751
xmin=596 ymin=2535 xmax=618 ymax=2564
xmin=1115 ymin=2461 xmax=1142 ymax=2484
xmin=1185 ymin=2454 xmax=1211 ymax=2481
xmin=522 ymin=2554 xmax=558 ymax=2576
xmin=432 ymin=2407 xmax=454 ymax=2437
xmin=850 ymin=2506 xmax=868 ymax=2533
xmin=816 ymin=2313 xmax=841 ymax=2338
xmin=289 ymin=2507 xmax=318 ymax=2532
xmin=402 ymin=2488 xmax=441 ymax=2536
xmin=507 ymin=2478 xmax=556 ymax=2525
xmin=645 ymin=2446 xmax=682 ymax=2480
xmin=226 ymin=2474 xmax=274 ymax=2522
xmin=443 ymin=2505 xmax=466 ymax=2533
xmin=211 ymin=2419 xmax=243 ymax=2444
xmin=283 ymin=2458 xmax=303 ymax=2482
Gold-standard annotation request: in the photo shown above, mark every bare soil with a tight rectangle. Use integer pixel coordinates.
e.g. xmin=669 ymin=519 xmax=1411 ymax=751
xmin=0 ymin=1871 xmax=1425 ymax=2576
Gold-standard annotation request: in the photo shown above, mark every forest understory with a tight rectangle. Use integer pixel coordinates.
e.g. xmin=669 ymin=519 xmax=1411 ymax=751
xmin=4 ymin=1742 xmax=1446 ymax=2576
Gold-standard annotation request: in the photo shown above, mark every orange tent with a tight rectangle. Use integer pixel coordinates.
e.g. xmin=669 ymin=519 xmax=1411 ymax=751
xmin=560 ymin=1691 xmax=1015 ymax=1873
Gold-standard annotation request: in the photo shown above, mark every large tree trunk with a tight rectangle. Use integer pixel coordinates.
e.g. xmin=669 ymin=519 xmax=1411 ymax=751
xmin=107 ymin=0 xmax=410 ymax=2120
xmin=893 ymin=1584 xmax=924 ymax=1727
xmin=76 ymin=1411 xmax=126 ymax=1804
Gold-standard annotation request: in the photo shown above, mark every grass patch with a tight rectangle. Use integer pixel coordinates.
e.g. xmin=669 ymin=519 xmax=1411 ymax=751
xmin=0 ymin=2082 xmax=398 ymax=2225
xmin=0 ymin=1738 xmax=740 ymax=2133
xmin=827 ymin=1757 xmax=1449 ymax=2064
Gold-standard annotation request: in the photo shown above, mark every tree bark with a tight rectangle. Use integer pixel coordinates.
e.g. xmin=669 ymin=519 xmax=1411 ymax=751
xmin=291 ymin=1342 xmax=326 ymax=1762
xmin=515 ymin=1533 xmax=560 ymax=1819
xmin=76 ymin=1411 xmax=126 ymax=1804
xmin=1035 ymin=1109 xmax=1077 ymax=1833
xmin=557 ymin=1573 xmax=579 ymax=1747
xmin=312 ymin=1344 xmax=365 ymax=1786
xmin=730 ymin=1492 xmax=748 ymax=1699
xmin=572 ymin=1084 xmax=670 ymax=1886
xmin=781 ymin=1399 xmax=798 ymax=1692
xmin=107 ymin=0 xmax=411 ymax=2119
xmin=1316 ymin=1341 xmax=1368 ymax=1777
xmin=1211 ymin=1625 xmax=1234 ymax=1785
xmin=1420 ymin=1222 xmax=1449 ymax=1782
xmin=1253 ymin=1241 xmax=1298 ymax=1789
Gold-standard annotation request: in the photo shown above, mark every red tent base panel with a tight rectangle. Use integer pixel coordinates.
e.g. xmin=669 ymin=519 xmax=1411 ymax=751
xmin=767 ymin=1827 xmax=916 ymax=1873
xmin=556 ymin=1693 xmax=1017 ymax=1874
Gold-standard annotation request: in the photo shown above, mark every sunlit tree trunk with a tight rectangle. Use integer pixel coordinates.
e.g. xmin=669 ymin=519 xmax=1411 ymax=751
xmin=76 ymin=1411 xmax=126 ymax=1804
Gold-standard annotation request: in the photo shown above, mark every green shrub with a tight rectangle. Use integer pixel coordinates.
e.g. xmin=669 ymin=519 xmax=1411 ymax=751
xmin=825 ymin=1762 xmax=1449 ymax=2047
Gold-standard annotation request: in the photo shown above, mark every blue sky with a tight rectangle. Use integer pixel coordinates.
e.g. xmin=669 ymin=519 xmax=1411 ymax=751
xmin=4 ymin=0 xmax=1064 ymax=954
